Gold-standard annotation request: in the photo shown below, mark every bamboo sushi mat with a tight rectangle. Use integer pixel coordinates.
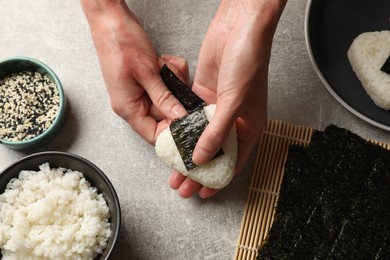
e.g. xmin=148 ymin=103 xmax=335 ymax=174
xmin=234 ymin=119 xmax=390 ymax=260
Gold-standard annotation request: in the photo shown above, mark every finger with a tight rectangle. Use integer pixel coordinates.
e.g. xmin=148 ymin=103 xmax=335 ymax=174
xmin=134 ymin=61 xmax=187 ymax=120
xmin=178 ymin=178 xmax=202 ymax=198
xmin=192 ymin=104 xmax=237 ymax=166
xmin=235 ymin=116 xmax=265 ymax=173
xmin=168 ymin=169 xmax=186 ymax=190
xmin=198 ymin=186 xmax=219 ymax=199
xmin=126 ymin=109 xmax=169 ymax=145
xmin=139 ymin=55 xmax=190 ymax=124
xmin=144 ymin=55 xmax=190 ymax=123
xmin=130 ymin=113 xmax=159 ymax=144
xmin=149 ymin=104 xmax=165 ymax=121
xmin=191 ymin=38 xmax=219 ymax=102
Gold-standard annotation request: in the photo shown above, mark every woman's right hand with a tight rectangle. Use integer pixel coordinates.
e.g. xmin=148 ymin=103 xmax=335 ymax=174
xmin=80 ymin=0 xmax=187 ymax=144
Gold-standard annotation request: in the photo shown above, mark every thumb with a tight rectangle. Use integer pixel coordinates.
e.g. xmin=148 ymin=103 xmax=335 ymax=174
xmin=137 ymin=64 xmax=187 ymax=120
xmin=192 ymin=104 xmax=237 ymax=166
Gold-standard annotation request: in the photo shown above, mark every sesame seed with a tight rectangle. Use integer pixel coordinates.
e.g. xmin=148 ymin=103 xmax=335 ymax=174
xmin=0 ymin=71 xmax=60 ymax=141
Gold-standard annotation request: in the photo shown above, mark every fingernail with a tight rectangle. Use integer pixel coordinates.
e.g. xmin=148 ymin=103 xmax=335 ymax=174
xmin=198 ymin=148 xmax=209 ymax=159
xmin=172 ymin=104 xmax=186 ymax=118
xmin=193 ymin=148 xmax=210 ymax=165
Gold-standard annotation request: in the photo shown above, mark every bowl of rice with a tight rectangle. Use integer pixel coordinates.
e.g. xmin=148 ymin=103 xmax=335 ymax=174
xmin=0 ymin=56 xmax=67 ymax=150
xmin=0 ymin=151 xmax=121 ymax=259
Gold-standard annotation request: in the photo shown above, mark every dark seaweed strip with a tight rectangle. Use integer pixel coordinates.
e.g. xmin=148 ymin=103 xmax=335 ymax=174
xmin=170 ymin=110 xmax=207 ymax=171
xmin=170 ymin=109 xmax=224 ymax=171
xmin=380 ymin=55 xmax=390 ymax=75
xmin=325 ymin=150 xmax=390 ymax=259
xmin=161 ymin=65 xmax=223 ymax=171
xmin=160 ymin=64 xmax=205 ymax=113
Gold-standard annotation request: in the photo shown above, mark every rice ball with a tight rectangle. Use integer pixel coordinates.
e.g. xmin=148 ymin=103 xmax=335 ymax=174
xmin=155 ymin=104 xmax=238 ymax=189
xmin=348 ymin=30 xmax=390 ymax=110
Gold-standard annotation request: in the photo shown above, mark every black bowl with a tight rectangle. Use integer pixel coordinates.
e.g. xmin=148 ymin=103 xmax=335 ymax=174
xmin=0 ymin=151 xmax=121 ymax=259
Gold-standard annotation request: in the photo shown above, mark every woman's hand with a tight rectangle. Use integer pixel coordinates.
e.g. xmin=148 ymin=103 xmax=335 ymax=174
xmin=80 ymin=0 xmax=187 ymax=144
xmin=169 ymin=0 xmax=287 ymax=198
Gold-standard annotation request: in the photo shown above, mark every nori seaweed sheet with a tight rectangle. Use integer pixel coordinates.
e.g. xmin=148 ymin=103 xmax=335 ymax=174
xmin=381 ymin=55 xmax=390 ymax=74
xmin=170 ymin=110 xmax=208 ymax=171
xmin=161 ymin=65 xmax=223 ymax=171
xmin=170 ymin=109 xmax=223 ymax=171
xmin=160 ymin=64 xmax=205 ymax=113
xmin=257 ymin=125 xmax=390 ymax=260
xmin=258 ymin=145 xmax=328 ymax=259
xmin=326 ymin=150 xmax=390 ymax=259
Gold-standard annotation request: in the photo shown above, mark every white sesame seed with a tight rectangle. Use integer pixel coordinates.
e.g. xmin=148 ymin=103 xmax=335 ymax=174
xmin=0 ymin=71 xmax=60 ymax=141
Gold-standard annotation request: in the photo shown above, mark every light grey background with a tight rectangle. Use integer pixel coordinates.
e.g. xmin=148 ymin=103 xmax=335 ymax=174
xmin=1 ymin=1 xmax=389 ymax=259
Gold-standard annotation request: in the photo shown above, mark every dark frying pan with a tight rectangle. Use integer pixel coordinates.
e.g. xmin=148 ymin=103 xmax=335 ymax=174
xmin=305 ymin=0 xmax=390 ymax=130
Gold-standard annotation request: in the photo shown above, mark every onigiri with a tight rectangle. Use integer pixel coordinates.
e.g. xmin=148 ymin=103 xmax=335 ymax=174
xmin=348 ymin=30 xmax=390 ymax=110
xmin=155 ymin=104 xmax=238 ymax=189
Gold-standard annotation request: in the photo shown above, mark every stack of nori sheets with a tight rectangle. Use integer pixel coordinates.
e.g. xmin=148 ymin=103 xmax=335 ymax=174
xmin=258 ymin=125 xmax=390 ymax=259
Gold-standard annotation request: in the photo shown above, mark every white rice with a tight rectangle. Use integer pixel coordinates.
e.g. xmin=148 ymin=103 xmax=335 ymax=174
xmin=348 ymin=30 xmax=390 ymax=110
xmin=0 ymin=163 xmax=111 ymax=260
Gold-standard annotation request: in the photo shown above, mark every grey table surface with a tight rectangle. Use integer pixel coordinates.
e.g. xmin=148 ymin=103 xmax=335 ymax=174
xmin=1 ymin=1 xmax=390 ymax=260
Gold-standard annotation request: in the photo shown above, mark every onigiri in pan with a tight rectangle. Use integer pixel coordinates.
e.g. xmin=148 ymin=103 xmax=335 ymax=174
xmin=348 ymin=30 xmax=390 ymax=110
